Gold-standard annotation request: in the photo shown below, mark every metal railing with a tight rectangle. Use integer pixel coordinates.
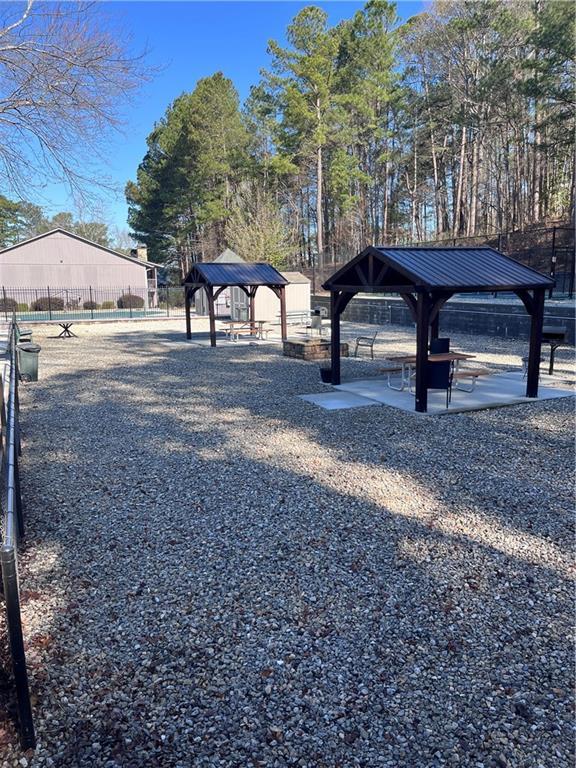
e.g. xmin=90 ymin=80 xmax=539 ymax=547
xmin=0 ymin=321 xmax=36 ymax=748
xmin=0 ymin=286 xmax=187 ymax=322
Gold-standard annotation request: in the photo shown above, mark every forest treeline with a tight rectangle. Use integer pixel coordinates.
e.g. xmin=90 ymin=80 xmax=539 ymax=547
xmin=126 ymin=0 xmax=575 ymax=273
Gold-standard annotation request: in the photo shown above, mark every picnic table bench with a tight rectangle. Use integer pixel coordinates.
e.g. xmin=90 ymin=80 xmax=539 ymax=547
xmin=452 ymin=367 xmax=492 ymax=391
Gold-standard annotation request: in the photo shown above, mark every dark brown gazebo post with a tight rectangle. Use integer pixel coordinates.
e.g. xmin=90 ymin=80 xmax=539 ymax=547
xmin=185 ymin=287 xmax=192 ymax=340
xmin=279 ymin=285 xmax=287 ymax=341
xmin=205 ymin=285 xmax=216 ymax=347
xmin=330 ymin=291 xmax=341 ymax=385
xmin=248 ymin=286 xmax=257 ymax=326
xmin=415 ymin=291 xmax=430 ymax=413
xmin=330 ymin=290 xmax=356 ymax=385
xmin=525 ymin=287 xmax=546 ymax=398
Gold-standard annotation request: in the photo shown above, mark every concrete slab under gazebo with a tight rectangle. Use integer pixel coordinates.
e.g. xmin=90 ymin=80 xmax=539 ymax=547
xmin=323 ymin=246 xmax=554 ymax=412
xmin=183 ymin=262 xmax=288 ymax=347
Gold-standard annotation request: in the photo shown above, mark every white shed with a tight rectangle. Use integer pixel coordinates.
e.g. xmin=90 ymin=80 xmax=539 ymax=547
xmin=230 ymin=271 xmax=310 ymax=323
xmin=194 ymin=248 xmax=242 ymax=317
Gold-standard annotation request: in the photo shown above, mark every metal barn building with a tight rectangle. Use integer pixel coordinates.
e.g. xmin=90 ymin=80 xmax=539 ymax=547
xmin=0 ymin=229 xmax=158 ymax=307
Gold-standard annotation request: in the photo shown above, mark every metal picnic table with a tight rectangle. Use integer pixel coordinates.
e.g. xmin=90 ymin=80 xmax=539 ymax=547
xmin=222 ymin=320 xmax=270 ymax=341
xmin=383 ymin=352 xmax=476 ymax=391
xmin=56 ymin=322 xmax=77 ymax=338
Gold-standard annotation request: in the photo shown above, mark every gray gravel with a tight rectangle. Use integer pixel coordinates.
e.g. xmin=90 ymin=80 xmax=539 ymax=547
xmin=0 ymin=319 xmax=574 ymax=768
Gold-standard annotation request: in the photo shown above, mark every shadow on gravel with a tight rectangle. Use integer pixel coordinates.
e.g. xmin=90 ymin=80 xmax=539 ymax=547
xmin=9 ymin=328 xmax=575 ymax=767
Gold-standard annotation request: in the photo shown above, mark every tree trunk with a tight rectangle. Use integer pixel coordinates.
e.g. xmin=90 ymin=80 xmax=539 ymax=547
xmin=453 ymin=124 xmax=467 ymax=236
xmin=468 ymin=131 xmax=480 ymax=236
xmin=412 ymin=123 xmax=418 ymax=240
xmin=316 ymin=97 xmax=323 ymax=264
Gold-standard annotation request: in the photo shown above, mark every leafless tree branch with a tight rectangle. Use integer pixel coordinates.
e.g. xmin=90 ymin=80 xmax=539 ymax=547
xmin=0 ymin=0 xmax=153 ymax=203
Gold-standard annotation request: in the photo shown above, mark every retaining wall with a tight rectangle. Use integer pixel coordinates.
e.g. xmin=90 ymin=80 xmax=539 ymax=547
xmin=312 ymin=295 xmax=575 ymax=344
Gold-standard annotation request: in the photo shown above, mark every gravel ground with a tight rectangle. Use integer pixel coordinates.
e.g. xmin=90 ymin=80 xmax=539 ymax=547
xmin=0 ymin=318 xmax=574 ymax=768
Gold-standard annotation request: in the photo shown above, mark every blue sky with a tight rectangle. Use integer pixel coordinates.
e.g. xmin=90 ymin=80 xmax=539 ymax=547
xmin=40 ymin=1 xmax=424 ymax=233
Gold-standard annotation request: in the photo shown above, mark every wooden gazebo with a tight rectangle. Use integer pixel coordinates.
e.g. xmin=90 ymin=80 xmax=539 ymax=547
xmin=183 ymin=262 xmax=288 ymax=347
xmin=323 ymin=246 xmax=554 ymax=412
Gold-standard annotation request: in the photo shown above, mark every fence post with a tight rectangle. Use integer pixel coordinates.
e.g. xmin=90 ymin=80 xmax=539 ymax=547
xmin=549 ymin=226 xmax=557 ymax=299
xmin=128 ymin=287 xmax=133 ymax=318
xmin=1 ymin=546 xmax=36 ymax=749
xmin=89 ymin=286 xmax=94 ymax=319
xmin=311 ymin=258 xmax=316 ymax=297
xmin=47 ymin=286 xmax=52 ymax=320
xmin=167 ymin=287 xmax=170 ymax=318
xmin=2 ymin=287 xmax=7 ymax=321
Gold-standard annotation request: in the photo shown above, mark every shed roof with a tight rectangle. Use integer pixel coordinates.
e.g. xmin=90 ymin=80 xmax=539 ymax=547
xmin=282 ymin=271 xmax=310 ymax=284
xmin=184 ymin=262 xmax=288 ymax=287
xmin=323 ymin=246 xmax=554 ymax=293
xmin=213 ymin=248 xmax=244 ymax=263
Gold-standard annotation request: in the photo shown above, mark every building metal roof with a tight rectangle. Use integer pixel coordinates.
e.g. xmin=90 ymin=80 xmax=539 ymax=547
xmin=184 ymin=262 xmax=288 ymax=287
xmin=324 ymin=246 xmax=554 ymax=293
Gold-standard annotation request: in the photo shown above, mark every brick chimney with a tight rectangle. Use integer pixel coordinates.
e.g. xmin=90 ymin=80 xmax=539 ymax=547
xmin=136 ymin=245 xmax=148 ymax=261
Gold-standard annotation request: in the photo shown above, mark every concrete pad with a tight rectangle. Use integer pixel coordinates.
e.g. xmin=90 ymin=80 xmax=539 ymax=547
xmin=299 ymin=391 xmax=382 ymax=411
xmin=334 ymin=370 xmax=574 ymax=415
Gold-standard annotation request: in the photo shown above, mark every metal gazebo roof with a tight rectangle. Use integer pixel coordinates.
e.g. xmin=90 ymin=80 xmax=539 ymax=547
xmin=183 ymin=262 xmax=289 ymax=347
xmin=323 ymin=246 xmax=554 ymax=293
xmin=184 ymin=262 xmax=288 ymax=288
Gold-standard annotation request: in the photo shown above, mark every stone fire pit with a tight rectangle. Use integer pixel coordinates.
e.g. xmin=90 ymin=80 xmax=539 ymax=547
xmin=283 ymin=337 xmax=349 ymax=361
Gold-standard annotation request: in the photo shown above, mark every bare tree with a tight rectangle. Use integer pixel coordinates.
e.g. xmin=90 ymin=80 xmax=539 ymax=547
xmin=0 ymin=1 xmax=150 ymax=200
xmin=226 ymin=184 xmax=296 ymax=268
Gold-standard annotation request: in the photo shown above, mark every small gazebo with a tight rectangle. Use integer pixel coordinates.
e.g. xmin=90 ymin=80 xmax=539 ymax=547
xmin=183 ymin=262 xmax=288 ymax=346
xmin=323 ymin=246 xmax=554 ymax=412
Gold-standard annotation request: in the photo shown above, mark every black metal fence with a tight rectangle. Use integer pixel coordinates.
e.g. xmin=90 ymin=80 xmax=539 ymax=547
xmin=301 ymin=225 xmax=575 ymax=298
xmin=0 ymin=286 xmax=187 ymax=322
xmin=0 ymin=322 xmax=36 ymax=748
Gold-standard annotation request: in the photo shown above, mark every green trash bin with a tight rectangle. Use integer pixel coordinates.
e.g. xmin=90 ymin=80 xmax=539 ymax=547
xmin=17 ymin=342 xmax=41 ymax=382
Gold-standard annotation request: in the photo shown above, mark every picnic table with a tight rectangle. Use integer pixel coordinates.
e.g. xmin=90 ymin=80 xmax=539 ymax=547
xmin=56 ymin=322 xmax=77 ymax=338
xmin=222 ymin=320 xmax=270 ymax=341
xmin=383 ymin=352 xmax=476 ymax=391
xmin=276 ymin=311 xmax=310 ymax=326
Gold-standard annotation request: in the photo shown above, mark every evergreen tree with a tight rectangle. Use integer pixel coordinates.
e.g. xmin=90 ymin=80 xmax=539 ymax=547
xmin=126 ymin=73 xmax=249 ymax=269
xmin=266 ymin=7 xmax=340 ymax=261
xmin=126 ymin=1 xmax=575 ymax=265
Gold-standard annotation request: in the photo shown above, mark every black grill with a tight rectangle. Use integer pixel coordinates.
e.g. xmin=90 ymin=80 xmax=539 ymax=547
xmin=542 ymin=326 xmax=568 ymax=374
